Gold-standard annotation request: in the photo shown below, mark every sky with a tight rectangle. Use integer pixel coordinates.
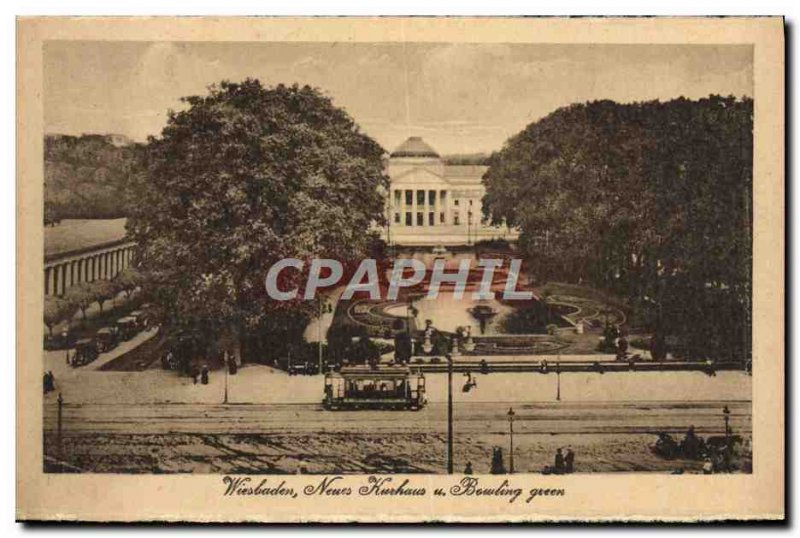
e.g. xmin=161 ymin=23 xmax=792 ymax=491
xmin=44 ymin=42 xmax=753 ymax=155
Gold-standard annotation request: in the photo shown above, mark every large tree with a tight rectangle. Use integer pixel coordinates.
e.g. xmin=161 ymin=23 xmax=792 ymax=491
xmin=127 ymin=79 xmax=388 ymax=362
xmin=483 ymin=96 xmax=753 ymax=363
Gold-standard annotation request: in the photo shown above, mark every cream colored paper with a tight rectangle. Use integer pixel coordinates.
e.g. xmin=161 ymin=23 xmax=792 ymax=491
xmin=17 ymin=16 xmax=784 ymax=522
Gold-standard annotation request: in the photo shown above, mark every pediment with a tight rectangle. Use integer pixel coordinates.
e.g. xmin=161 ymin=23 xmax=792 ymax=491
xmin=390 ymin=166 xmax=446 ymax=184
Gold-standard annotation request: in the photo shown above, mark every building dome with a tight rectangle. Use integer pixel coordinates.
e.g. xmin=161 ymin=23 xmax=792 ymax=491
xmin=390 ymin=136 xmax=440 ymax=158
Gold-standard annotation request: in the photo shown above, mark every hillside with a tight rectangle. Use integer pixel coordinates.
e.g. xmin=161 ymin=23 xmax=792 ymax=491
xmin=44 ymin=134 xmax=142 ymax=223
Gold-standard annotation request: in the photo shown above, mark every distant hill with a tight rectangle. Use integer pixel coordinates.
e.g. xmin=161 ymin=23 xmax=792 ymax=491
xmin=44 ymin=134 xmax=142 ymax=224
xmin=441 ymin=152 xmax=490 ymax=165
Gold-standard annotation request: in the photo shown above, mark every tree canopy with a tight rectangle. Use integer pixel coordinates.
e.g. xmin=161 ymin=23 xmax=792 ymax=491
xmin=483 ymin=95 xmax=753 ymax=362
xmin=127 ymin=79 xmax=388 ymax=361
xmin=44 ymin=134 xmax=143 ymax=223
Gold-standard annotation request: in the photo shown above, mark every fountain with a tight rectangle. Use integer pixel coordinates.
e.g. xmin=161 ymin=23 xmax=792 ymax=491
xmin=468 ymin=303 xmax=499 ymax=335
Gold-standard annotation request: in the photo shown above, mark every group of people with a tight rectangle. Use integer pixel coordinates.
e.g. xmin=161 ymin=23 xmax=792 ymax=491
xmin=461 ymin=446 xmax=577 ymax=475
xmin=600 ymin=323 xmax=633 ymax=361
xmin=549 ymin=447 xmax=576 ymax=474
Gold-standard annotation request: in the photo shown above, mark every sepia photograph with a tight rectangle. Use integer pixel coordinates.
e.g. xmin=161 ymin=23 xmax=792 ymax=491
xmin=17 ymin=16 xmax=784 ymax=522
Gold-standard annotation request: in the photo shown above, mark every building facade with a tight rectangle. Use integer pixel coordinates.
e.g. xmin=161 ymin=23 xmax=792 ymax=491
xmin=383 ymin=137 xmax=518 ymax=247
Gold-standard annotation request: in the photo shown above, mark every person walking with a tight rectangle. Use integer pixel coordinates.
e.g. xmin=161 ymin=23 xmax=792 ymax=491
xmin=554 ymin=448 xmax=565 ymax=474
xmin=565 ymin=447 xmax=575 ymax=473
xmin=464 ymin=462 xmax=473 ymax=475
xmin=201 ymin=364 xmax=209 ymax=385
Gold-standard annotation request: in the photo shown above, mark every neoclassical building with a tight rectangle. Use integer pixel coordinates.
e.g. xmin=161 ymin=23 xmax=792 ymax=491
xmin=383 ymin=137 xmax=518 ymax=247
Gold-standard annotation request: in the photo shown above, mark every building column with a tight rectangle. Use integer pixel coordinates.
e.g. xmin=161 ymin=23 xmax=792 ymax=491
xmin=52 ymin=265 xmax=60 ymax=296
xmin=44 ymin=267 xmax=51 ymax=296
xmin=411 ymin=190 xmax=417 ymax=227
xmin=423 ymin=190 xmax=429 ymax=226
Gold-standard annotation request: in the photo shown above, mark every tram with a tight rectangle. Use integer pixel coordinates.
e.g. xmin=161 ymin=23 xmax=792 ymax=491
xmin=322 ymin=365 xmax=426 ymax=411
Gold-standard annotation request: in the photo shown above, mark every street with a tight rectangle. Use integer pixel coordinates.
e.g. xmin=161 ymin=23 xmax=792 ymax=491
xmin=44 ymin=400 xmax=751 ymax=474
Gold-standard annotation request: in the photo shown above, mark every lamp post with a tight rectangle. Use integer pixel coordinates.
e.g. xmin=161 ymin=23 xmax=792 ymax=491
xmin=555 ymin=361 xmax=561 ymax=402
xmin=318 ymin=297 xmax=323 ymax=372
xmin=223 ymin=351 xmax=229 ymax=404
xmin=507 ymin=407 xmax=515 ymax=474
xmin=723 ymin=405 xmax=731 ymax=442
xmin=57 ymin=392 xmax=64 ymax=447
xmin=723 ymin=405 xmax=732 ymax=472
xmin=447 ymin=353 xmax=454 ymax=474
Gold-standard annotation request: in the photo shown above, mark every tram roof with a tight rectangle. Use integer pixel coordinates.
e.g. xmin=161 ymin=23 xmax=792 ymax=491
xmin=334 ymin=365 xmax=419 ymax=378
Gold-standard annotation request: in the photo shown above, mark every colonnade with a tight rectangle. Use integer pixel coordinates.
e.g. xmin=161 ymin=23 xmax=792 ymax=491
xmin=44 ymin=243 xmax=136 ymax=297
xmin=391 ymin=188 xmax=454 ymax=227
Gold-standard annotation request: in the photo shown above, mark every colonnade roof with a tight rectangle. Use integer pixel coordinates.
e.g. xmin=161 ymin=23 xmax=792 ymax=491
xmin=44 ymin=218 xmax=128 ymax=258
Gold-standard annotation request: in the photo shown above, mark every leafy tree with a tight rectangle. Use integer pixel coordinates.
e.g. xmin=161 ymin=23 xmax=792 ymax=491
xmin=91 ymin=279 xmax=118 ymax=312
xmin=483 ymin=96 xmax=752 ymax=363
xmin=114 ymin=267 xmax=143 ymax=299
xmin=127 ymin=79 xmax=388 ymax=362
xmin=44 ymin=296 xmax=77 ymax=335
xmin=63 ymin=282 xmax=95 ymax=320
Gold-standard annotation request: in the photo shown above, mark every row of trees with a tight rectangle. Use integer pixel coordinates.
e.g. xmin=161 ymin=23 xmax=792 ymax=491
xmin=482 ymin=96 xmax=753 ymax=362
xmin=125 ymin=80 xmax=389 ymax=363
xmin=43 ymin=268 xmax=143 ymax=335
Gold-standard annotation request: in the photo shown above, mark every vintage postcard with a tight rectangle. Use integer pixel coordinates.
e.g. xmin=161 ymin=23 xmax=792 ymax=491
xmin=16 ymin=17 xmax=784 ymax=522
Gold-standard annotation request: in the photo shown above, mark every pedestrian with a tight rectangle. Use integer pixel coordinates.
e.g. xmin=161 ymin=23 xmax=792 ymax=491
xmin=464 ymin=462 xmax=473 ymax=475
xmin=616 ymin=336 xmax=628 ymax=359
xmin=565 ymin=447 xmax=575 ymax=473
xmin=554 ymin=448 xmax=565 ymax=474
xmin=201 ymin=364 xmax=209 ymax=385
xmin=65 ymin=349 xmax=70 ymax=366
xmin=191 ymin=364 xmax=199 ymax=384
xmin=48 ymin=371 xmax=55 ymax=391
xmin=42 ymin=373 xmax=49 ymax=394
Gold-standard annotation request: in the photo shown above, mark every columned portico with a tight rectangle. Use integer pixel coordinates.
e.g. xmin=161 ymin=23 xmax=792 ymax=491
xmin=383 ymin=137 xmax=518 ymax=247
xmin=44 ymin=240 xmax=137 ymax=297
